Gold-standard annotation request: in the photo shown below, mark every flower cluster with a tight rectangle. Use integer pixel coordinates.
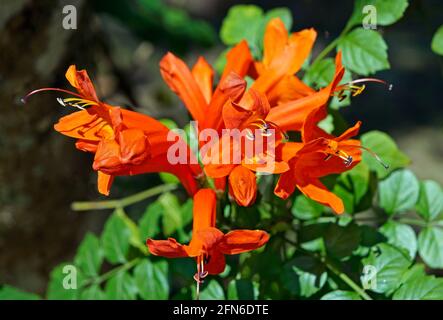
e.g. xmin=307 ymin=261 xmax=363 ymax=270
xmin=25 ymin=18 xmax=387 ymax=284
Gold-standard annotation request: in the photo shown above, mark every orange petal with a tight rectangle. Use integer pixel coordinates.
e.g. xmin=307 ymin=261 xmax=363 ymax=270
xmin=205 ymin=250 xmax=226 ymax=275
xmin=186 ymin=227 xmax=224 ymax=257
xmin=228 ymin=165 xmax=257 ymax=207
xmin=287 ymin=28 xmax=317 ymax=74
xmin=97 ymin=171 xmax=114 ymax=196
xmin=274 ymin=167 xmax=297 ymax=200
xmin=337 ymin=121 xmax=361 ymax=141
xmin=218 ymin=230 xmax=270 ymax=254
xmin=54 ymin=106 xmax=113 ymax=141
xmin=205 ymin=72 xmax=247 ymax=132
xmin=147 ymin=238 xmax=188 ymax=258
xmin=267 ymin=75 xmax=315 ymax=106
xmin=221 ymin=40 xmax=253 ymax=80
xmin=263 ymin=18 xmax=289 ymax=68
xmin=297 ymin=176 xmax=344 ymax=214
xmin=75 ymin=139 xmax=98 ymax=153
xmin=65 ymin=65 xmax=98 ymax=101
xmin=92 ymin=138 xmax=122 ymax=172
xmin=192 ymin=56 xmax=214 ymax=104
xmin=117 ymin=154 xmax=201 ymax=196
xmin=193 ymin=189 xmax=217 ymax=231
xmin=118 ymin=129 xmax=150 ymax=165
xmin=160 ymin=52 xmax=207 ymax=123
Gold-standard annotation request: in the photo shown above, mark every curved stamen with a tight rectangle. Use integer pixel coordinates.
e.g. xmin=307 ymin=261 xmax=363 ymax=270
xmin=333 ymin=78 xmax=392 ymax=101
xmin=359 ymin=146 xmax=390 ymax=169
xmin=21 ymin=88 xmax=84 ymax=104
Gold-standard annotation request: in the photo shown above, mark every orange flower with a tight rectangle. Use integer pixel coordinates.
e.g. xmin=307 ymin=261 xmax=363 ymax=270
xmin=159 ymin=41 xmax=252 ymax=133
xmin=250 ymin=17 xmax=317 ymax=105
xmin=274 ymin=105 xmax=363 ymax=214
xmin=23 ymin=65 xmax=201 ymax=196
xmin=203 ymin=89 xmax=289 ymax=206
xmin=147 ymin=189 xmax=269 ymax=278
xmin=265 ymin=51 xmax=345 ymax=132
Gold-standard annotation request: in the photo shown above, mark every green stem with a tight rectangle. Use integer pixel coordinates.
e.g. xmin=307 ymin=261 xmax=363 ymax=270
xmin=82 ymin=258 xmax=140 ymax=288
xmin=310 ymin=21 xmax=353 ymax=68
xmin=324 ymin=259 xmax=373 ymax=300
xmin=71 ymin=184 xmax=178 ymax=211
xmin=396 ymin=217 xmax=428 ymax=227
xmin=284 ymin=237 xmax=372 ymax=300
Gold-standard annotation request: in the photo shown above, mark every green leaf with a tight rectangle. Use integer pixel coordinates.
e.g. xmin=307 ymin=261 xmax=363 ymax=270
xmin=220 ymin=5 xmax=264 ymax=48
xmin=101 ymin=213 xmax=131 ymax=264
xmin=380 ymin=221 xmax=417 ymax=259
xmin=139 ymin=202 xmax=163 ymax=241
xmin=393 ymin=273 xmax=443 ymax=300
xmin=105 ymin=271 xmax=138 ymax=300
xmin=115 ymin=208 xmax=147 ymax=254
xmin=324 ymin=223 xmax=361 ymax=258
xmin=291 ymin=194 xmax=324 ymax=220
xmin=303 ymin=58 xmax=353 ymax=109
xmin=158 ymin=118 xmax=177 ymax=130
xmin=350 ymin=0 xmax=409 ymax=27
xmin=416 ymin=180 xmax=443 ymax=221
xmin=362 ymin=243 xmax=412 ymax=294
xmin=74 ymin=233 xmax=103 ymax=278
xmin=227 ymin=279 xmax=258 ymax=300
xmin=158 ymin=192 xmax=183 ymax=237
xmin=360 ymin=131 xmax=410 ymax=178
xmin=418 ymin=227 xmax=443 ymax=269
xmin=80 ymin=285 xmax=106 ymax=300
xmin=281 ymin=255 xmax=327 ymax=298
xmin=159 ymin=172 xmax=180 ymax=184
xmin=134 ymin=260 xmax=169 ymax=300
xmin=431 ymin=25 xmax=443 ymax=55
xmin=338 ymin=28 xmax=389 ymax=75
xmin=47 ymin=263 xmax=84 ymax=300
xmin=0 ymin=285 xmax=40 ymax=300
xmin=378 ymin=169 xmax=419 ymax=215
xmin=199 ymin=280 xmax=225 ymax=300
xmin=321 ymin=290 xmax=361 ymax=300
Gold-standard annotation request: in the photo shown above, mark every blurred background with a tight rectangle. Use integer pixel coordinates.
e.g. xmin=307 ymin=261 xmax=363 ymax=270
xmin=0 ymin=0 xmax=442 ymax=295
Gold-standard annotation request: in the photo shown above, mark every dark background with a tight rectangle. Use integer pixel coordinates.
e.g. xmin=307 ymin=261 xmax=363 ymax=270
xmin=0 ymin=0 xmax=442 ymax=294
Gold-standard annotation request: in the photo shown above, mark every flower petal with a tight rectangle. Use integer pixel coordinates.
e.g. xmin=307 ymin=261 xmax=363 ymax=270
xmin=147 ymin=238 xmax=188 ymax=258
xmin=97 ymin=171 xmax=114 ymax=196
xmin=297 ymin=175 xmax=344 ymax=214
xmin=228 ymin=165 xmax=257 ymax=207
xmin=160 ymin=52 xmax=207 ymax=123
xmin=218 ymin=230 xmax=270 ymax=255
xmin=65 ymin=65 xmax=98 ymax=101
xmin=205 ymin=250 xmax=226 ymax=275
xmin=192 ymin=56 xmax=214 ymax=104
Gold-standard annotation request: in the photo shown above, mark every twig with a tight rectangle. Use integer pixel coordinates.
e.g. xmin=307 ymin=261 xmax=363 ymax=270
xmin=71 ymin=184 xmax=178 ymax=211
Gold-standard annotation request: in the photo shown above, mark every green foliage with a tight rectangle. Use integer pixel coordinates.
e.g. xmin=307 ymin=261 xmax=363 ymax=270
xmin=431 ymin=25 xmax=443 ymax=55
xmin=338 ymin=28 xmax=390 ymax=75
xmin=378 ymin=169 xmax=419 ymax=215
xmin=0 ymin=286 xmax=40 ymax=300
xmin=361 ymin=131 xmax=410 ymax=178
xmin=3 ymin=2 xmax=443 ymax=302
xmin=349 ymin=0 xmax=409 ymax=27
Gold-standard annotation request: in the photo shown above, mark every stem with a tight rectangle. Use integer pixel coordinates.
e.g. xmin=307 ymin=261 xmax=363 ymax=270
xmin=82 ymin=258 xmax=140 ymax=288
xmin=310 ymin=21 xmax=353 ymax=68
xmin=324 ymin=260 xmax=373 ymax=300
xmin=71 ymin=184 xmax=178 ymax=211
xmin=284 ymin=237 xmax=373 ymax=300
xmin=396 ymin=217 xmax=428 ymax=227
